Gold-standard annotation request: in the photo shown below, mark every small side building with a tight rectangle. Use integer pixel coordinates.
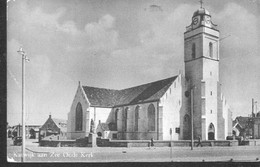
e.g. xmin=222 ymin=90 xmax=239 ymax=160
xmin=39 ymin=114 xmax=67 ymax=141
xmin=233 ymin=115 xmax=260 ymax=139
xmin=96 ymin=121 xmax=117 ymax=139
xmin=11 ymin=124 xmax=41 ymax=139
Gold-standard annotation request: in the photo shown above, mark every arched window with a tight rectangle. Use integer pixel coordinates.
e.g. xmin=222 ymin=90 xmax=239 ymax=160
xmin=148 ymin=104 xmax=155 ymax=131
xmin=124 ymin=108 xmax=128 ymax=132
xmin=209 ymin=123 xmax=215 ymax=130
xmin=134 ymin=106 xmax=140 ymax=131
xmin=115 ymin=109 xmax=118 ymax=130
xmin=192 ymin=43 xmax=196 ymax=59
xmin=75 ymin=102 xmax=83 ymax=131
xmin=209 ymin=42 xmax=213 ymax=58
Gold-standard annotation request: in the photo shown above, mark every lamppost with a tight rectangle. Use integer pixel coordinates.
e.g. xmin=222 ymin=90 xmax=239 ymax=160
xmin=185 ymin=85 xmax=196 ymax=150
xmin=17 ymin=47 xmax=29 ymax=162
xmin=190 ymin=87 xmax=194 ymax=150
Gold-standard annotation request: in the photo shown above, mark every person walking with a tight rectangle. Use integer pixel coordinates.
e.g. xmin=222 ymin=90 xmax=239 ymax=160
xmin=196 ymin=136 xmax=202 ymax=147
xmin=151 ymin=138 xmax=154 ymax=148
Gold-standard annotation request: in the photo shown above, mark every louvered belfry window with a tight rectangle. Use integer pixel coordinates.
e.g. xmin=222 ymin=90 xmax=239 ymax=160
xmin=209 ymin=42 xmax=213 ymax=58
xmin=192 ymin=43 xmax=196 ymax=59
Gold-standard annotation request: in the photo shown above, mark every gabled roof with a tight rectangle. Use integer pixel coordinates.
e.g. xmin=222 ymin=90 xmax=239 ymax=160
xmin=82 ymin=76 xmax=178 ymax=107
xmin=52 ymin=118 xmax=67 ymax=132
xmin=235 ymin=116 xmax=250 ymax=128
xmin=82 ymin=87 xmax=119 ymax=107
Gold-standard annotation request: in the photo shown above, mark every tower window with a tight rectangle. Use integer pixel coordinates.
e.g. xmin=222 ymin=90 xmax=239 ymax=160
xmin=210 ymin=91 xmax=212 ymax=96
xmin=209 ymin=42 xmax=213 ymax=58
xmin=192 ymin=43 xmax=196 ymax=59
xmin=211 ymin=110 xmax=213 ymax=114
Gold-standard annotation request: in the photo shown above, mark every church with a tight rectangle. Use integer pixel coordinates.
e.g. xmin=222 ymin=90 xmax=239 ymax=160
xmin=67 ymin=6 xmax=233 ymax=141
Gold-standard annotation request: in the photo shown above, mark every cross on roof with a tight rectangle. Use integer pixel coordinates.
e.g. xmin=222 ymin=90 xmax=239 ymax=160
xmin=199 ymin=0 xmax=203 ymax=8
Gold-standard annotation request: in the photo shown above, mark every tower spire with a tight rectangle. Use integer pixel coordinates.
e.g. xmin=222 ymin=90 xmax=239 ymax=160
xmin=199 ymin=0 xmax=203 ymax=8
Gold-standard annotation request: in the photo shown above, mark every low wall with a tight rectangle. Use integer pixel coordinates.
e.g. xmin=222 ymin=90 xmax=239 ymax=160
xmin=39 ymin=138 xmax=239 ymax=147
xmin=242 ymin=139 xmax=260 ymax=146
xmin=39 ymin=137 xmax=89 ymax=147
xmin=39 ymin=139 xmax=76 ymax=147
xmin=97 ymin=139 xmax=239 ymax=147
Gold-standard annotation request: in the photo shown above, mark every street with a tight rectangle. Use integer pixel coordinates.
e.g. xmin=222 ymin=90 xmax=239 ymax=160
xmin=6 ymin=138 xmax=260 ymax=162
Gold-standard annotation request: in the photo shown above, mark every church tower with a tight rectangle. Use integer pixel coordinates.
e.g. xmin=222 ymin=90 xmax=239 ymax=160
xmin=184 ymin=6 xmax=220 ymax=140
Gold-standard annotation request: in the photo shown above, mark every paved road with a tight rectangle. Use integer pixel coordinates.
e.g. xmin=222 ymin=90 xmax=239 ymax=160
xmin=6 ymin=138 xmax=260 ymax=162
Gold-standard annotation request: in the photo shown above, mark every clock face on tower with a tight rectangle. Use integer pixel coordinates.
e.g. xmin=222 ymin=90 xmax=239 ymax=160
xmin=204 ymin=16 xmax=211 ymax=27
xmin=205 ymin=16 xmax=210 ymax=24
xmin=192 ymin=16 xmax=200 ymax=29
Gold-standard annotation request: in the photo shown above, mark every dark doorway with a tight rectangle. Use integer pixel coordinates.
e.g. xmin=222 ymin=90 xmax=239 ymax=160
xmin=208 ymin=132 xmax=215 ymax=140
xmin=29 ymin=128 xmax=36 ymax=139
xmin=97 ymin=132 xmax=102 ymax=137
xmin=208 ymin=123 xmax=215 ymax=140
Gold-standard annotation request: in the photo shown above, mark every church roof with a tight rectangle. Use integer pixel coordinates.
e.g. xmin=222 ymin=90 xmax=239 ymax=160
xmin=82 ymin=76 xmax=178 ymax=107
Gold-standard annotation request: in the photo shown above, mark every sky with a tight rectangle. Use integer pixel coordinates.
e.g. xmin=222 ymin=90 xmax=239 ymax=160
xmin=7 ymin=0 xmax=260 ymax=125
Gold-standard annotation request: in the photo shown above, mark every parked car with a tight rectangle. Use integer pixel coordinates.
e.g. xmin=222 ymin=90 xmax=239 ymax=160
xmin=13 ymin=137 xmax=22 ymax=146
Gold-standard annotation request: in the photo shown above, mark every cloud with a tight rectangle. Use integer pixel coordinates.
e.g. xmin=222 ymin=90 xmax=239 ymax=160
xmin=83 ymin=14 xmax=118 ymax=53
xmin=109 ymin=4 xmax=194 ymax=80
xmin=211 ymin=3 xmax=260 ymax=117
xmin=7 ymin=1 xmax=259 ymax=124
xmin=214 ymin=3 xmax=259 ymax=57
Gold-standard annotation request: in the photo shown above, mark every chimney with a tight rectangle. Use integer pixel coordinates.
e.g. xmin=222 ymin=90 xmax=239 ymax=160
xmin=49 ymin=113 xmax=51 ymax=119
xmin=99 ymin=120 xmax=101 ymax=124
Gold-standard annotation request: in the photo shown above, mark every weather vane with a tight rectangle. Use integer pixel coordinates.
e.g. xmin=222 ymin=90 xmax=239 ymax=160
xmin=199 ymin=0 xmax=204 ymax=8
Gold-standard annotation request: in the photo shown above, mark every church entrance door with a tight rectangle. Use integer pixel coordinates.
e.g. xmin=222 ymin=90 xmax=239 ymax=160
xmin=208 ymin=123 xmax=215 ymax=140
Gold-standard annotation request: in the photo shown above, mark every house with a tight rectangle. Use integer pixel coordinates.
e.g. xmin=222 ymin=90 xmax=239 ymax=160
xmin=233 ymin=115 xmax=260 ymax=139
xmin=11 ymin=124 xmax=41 ymax=139
xmin=96 ymin=120 xmax=117 ymax=139
xmin=39 ymin=114 xmax=67 ymax=141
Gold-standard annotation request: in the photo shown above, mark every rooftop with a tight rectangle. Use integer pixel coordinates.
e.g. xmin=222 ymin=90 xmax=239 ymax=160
xmin=82 ymin=76 xmax=178 ymax=107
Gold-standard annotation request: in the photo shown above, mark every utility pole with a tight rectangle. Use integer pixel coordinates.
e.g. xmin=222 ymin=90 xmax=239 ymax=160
xmin=191 ymin=88 xmax=194 ymax=150
xmin=17 ymin=47 xmax=29 ymax=162
xmin=252 ymin=98 xmax=254 ymax=117
xmin=170 ymin=128 xmax=172 ymax=160
xmin=252 ymin=99 xmax=254 ymax=139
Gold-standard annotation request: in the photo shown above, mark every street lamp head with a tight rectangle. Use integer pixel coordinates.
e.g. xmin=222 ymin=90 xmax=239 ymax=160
xmin=19 ymin=47 xmax=23 ymax=52
xmin=17 ymin=47 xmax=25 ymax=55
